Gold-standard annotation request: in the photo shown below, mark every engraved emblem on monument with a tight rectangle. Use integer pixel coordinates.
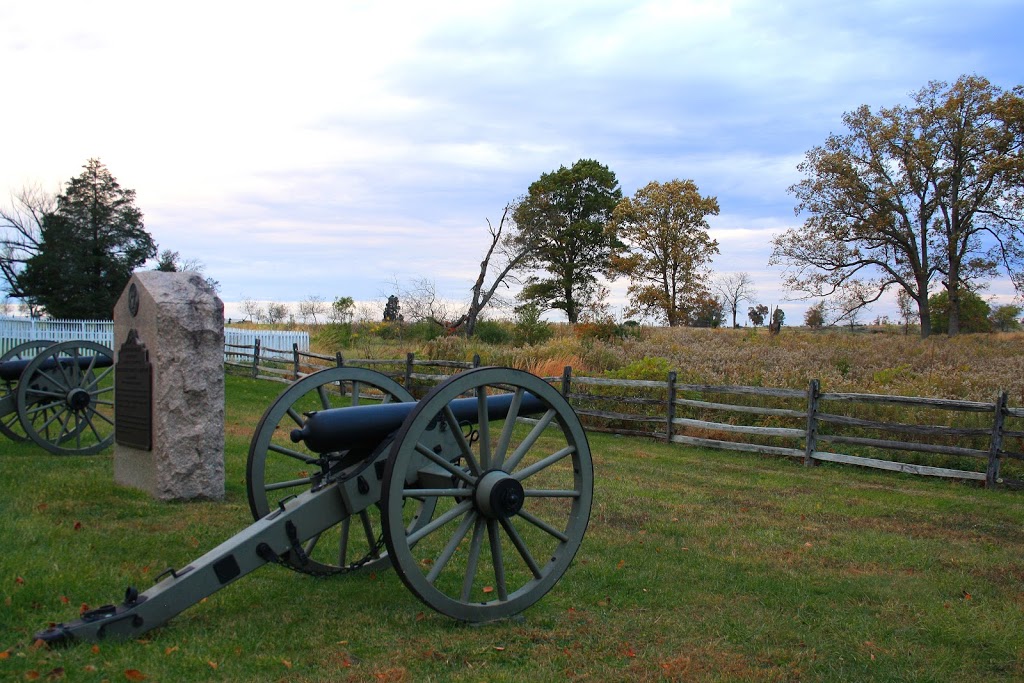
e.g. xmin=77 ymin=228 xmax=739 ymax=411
xmin=128 ymin=283 xmax=139 ymax=317
xmin=115 ymin=329 xmax=153 ymax=450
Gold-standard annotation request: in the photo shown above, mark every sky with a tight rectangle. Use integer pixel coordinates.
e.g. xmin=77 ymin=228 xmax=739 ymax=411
xmin=2 ymin=0 xmax=1023 ymax=323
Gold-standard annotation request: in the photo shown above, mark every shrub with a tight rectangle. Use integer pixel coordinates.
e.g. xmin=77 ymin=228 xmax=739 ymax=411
xmin=474 ymin=319 xmax=512 ymax=344
xmin=513 ymin=305 xmax=554 ymax=346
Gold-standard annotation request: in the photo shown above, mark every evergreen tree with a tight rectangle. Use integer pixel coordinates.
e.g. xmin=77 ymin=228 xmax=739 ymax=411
xmin=18 ymin=159 xmax=155 ymax=318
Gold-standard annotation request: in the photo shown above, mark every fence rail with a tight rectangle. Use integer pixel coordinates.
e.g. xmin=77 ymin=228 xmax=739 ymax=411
xmin=222 ymin=343 xmax=1023 ymax=490
xmin=5 ymin=318 xmax=1017 ymax=490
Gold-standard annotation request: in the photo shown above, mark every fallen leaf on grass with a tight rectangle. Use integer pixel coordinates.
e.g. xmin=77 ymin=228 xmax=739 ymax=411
xmin=59 ymin=596 xmax=69 ymax=605
xmin=493 ymin=646 xmax=505 ymax=651
xmin=90 ymin=645 xmax=100 ymax=655
xmin=207 ymin=661 xmax=218 ymax=670
xmin=482 ymin=586 xmax=494 ymax=594
xmin=73 ymin=521 xmax=82 ymax=531
xmin=83 ymin=665 xmax=97 ymax=673
xmin=15 ymin=576 xmax=25 ymax=585
xmin=0 ymin=651 xmax=8 ymax=660
xmin=124 ymin=670 xmax=147 ymax=681
xmin=164 ymin=646 xmax=178 ymax=656
xmin=25 ymin=671 xmax=40 ymax=680
xmin=616 ymin=560 xmax=625 ymax=569
xmin=281 ymin=659 xmax=292 ymax=669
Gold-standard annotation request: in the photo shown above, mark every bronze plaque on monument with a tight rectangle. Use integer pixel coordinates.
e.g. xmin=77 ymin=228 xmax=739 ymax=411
xmin=115 ymin=329 xmax=153 ymax=450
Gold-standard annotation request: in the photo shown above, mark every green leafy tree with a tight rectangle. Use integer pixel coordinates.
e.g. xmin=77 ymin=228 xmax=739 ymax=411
xmin=928 ymin=289 xmax=991 ymax=333
xmin=770 ymin=75 xmax=1024 ymax=338
xmin=511 ymin=159 xmax=622 ymax=323
xmin=17 ymin=159 xmax=155 ymax=318
xmin=611 ymin=179 xmax=720 ymax=326
xmin=989 ymin=304 xmax=1022 ymax=332
xmin=330 ymin=296 xmax=355 ymax=324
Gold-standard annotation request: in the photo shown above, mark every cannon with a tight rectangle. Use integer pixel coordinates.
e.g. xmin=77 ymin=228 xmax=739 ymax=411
xmin=0 ymin=340 xmax=115 ymax=455
xmin=36 ymin=365 xmax=593 ymax=644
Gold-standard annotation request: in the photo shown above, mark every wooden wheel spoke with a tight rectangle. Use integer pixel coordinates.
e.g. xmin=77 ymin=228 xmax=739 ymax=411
xmin=498 ymin=516 xmax=542 ymax=579
xmin=476 ymin=390 xmax=491 ymax=469
xmin=514 ymin=445 xmax=575 ymax=482
xmin=414 ymin=441 xmax=475 ymax=485
xmin=268 ymin=443 xmax=320 ymax=464
xmin=442 ymin=407 xmax=481 ymax=476
xmin=426 ymin=510 xmax=477 ymax=584
xmin=503 ymin=409 xmax=556 ymax=472
xmin=406 ymin=501 xmax=473 ymax=546
xmin=264 ymin=476 xmax=314 ymax=492
xmin=316 ymin=385 xmax=331 ymax=410
xmin=492 ymin=388 xmax=524 ymax=470
xmin=461 ymin=516 xmax=487 ymax=601
xmin=487 ymin=520 xmax=508 ymax=601
xmin=524 ymin=488 xmax=580 ymax=498
xmin=517 ymin=508 xmax=569 ymax=543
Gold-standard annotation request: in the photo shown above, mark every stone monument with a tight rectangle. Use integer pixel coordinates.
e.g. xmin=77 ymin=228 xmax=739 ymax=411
xmin=113 ymin=271 xmax=225 ymax=500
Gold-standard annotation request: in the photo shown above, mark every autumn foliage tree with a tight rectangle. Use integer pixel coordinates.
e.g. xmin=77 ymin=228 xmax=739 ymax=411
xmin=611 ymin=179 xmax=720 ymax=326
xmin=771 ymin=75 xmax=1024 ymax=338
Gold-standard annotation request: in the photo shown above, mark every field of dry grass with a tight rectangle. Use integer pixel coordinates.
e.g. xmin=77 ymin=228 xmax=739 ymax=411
xmin=322 ymin=326 xmax=1024 ymax=406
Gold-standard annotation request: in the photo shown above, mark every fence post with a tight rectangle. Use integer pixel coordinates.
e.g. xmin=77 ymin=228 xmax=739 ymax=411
xmin=987 ymin=390 xmax=1008 ymax=488
xmin=292 ymin=342 xmax=300 ymax=381
xmin=561 ymin=366 xmax=572 ymax=398
xmin=472 ymin=353 xmax=481 ymax=368
xmin=252 ymin=339 xmax=261 ymax=379
xmin=666 ymin=371 xmax=677 ymax=443
xmin=335 ymin=352 xmax=344 ymax=368
xmin=405 ymin=352 xmax=415 ymax=389
xmin=803 ymin=378 xmax=820 ymax=467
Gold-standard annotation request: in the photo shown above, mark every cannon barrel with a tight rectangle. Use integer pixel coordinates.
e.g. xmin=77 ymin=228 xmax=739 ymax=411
xmin=291 ymin=391 xmax=547 ymax=454
xmin=0 ymin=353 xmax=113 ymax=382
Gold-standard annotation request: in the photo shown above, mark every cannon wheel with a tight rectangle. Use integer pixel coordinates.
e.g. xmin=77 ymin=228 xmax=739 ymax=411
xmin=381 ymin=367 xmax=593 ymax=622
xmin=1 ymin=341 xmax=56 ymax=442
xmin=247 ymin=366 xmax=434 ymax=575
xmin=15 ymin=340 xmax=115 ymax=455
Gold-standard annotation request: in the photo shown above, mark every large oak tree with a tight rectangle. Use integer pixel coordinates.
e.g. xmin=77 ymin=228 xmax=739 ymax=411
xmin=611 ymin=179 xmax=720 ymax=326
xmin=770 ymin=75 xmax=1024 ymax=337
xmin=511 ymin=159 xmax=622 ymax=324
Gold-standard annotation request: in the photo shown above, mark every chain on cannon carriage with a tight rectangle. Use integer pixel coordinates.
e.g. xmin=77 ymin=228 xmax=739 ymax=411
xmin=34 ymin=363 xmax=594 ymax=643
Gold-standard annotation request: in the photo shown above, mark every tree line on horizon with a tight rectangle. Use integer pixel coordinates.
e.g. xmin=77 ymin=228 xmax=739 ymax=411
xmin=2 ymin=75 xmax=1022 ymax=338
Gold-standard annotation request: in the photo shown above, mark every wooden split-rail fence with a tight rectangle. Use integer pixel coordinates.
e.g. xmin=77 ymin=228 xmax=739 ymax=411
xmin=224 ymin=342 xmax=1023 ymax=490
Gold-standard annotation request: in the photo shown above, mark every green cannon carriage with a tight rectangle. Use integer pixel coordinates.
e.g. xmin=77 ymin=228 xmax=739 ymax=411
xmin=36 ymin=365 xmax=593 ymax=643
xmin=0 ymin=340 xmax=115 ymax=455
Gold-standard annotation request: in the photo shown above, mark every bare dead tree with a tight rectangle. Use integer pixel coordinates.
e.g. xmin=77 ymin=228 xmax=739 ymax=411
xmin=0 ymin=185 xmax=56 ymax=308
xmin=298 ymin=294 xmax=328 ymax=324
xmin=714 ymin=272 xmax=756 ymax=328
xmin=450 ymin=202 xmax=538 ymax=336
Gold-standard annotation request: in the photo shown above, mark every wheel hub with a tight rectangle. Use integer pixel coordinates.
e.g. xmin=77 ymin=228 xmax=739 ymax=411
xmin=475 ymin=470 xmax=525 ymax=519
xmin=67 ymin=387 xmax=91 ymax=412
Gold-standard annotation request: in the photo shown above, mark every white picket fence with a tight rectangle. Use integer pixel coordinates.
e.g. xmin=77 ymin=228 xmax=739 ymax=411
xmin=0 ymin=316 xmax=114 ymax=349
xmin=0 ymin=316 xmax=309 ymax=358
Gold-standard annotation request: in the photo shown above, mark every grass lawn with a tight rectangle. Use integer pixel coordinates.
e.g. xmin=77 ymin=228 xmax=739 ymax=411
xmin=2 ymin=374 xmax=1024 ymax=682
